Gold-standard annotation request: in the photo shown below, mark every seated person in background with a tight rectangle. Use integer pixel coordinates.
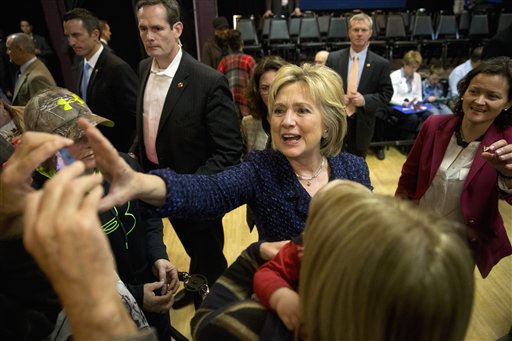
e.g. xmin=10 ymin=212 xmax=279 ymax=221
xmin=449 ymin=46 xmax=483 ymax=99
xmin=422 ymin=64 xmax=453 ymax=115
xmin=389 ymin=50 xmax=433 ymax=149
xmin=191 ymin=180 xmax=475 ymax=340
xmin=217 ymin=29 xmax=256 ymax=118
xmin=24 ymin=88 xmax=179 ymax=341
xmin=0 ymin=132 xmax=154 ymax=340
xmin=313 ymin=50 xmax=329 ymax=65
xmin=390 ymin=50 xmax=424 ymax=108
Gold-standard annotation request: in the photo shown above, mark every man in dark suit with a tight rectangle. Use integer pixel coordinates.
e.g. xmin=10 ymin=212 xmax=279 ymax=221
xmin=264 ymin=0 xmax=301 ymax=17
xmin=133 ymin=0 xmax=243 ymax=313
xmin=20 ymin=18 xmax=53 ymax=66
xmin=63 ymin=8 xmax=138 ymax=152
xmin=326 ymin=13 xmax=393 ymax=158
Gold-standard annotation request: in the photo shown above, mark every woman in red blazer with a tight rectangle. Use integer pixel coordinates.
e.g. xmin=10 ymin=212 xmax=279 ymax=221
xmin=396 ymin=57 xmax=512 ymax=277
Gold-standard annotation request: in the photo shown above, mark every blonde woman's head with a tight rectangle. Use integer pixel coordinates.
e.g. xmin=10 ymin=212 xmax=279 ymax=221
xmin=300 ymin=180 xmax=474 ymax=341
xmin=267 ymin=63 xmax=347 ymax=157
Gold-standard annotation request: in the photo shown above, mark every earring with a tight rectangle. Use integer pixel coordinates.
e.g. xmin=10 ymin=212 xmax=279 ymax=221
xmin=322 ymin=130 xmax=328 ymax=138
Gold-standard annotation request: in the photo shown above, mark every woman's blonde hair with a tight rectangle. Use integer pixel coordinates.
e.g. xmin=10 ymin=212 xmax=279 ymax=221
xmin=267 ymin=63 xmax=347 ymax=157
xmin=300 ymin=180 xmax=474 ymax=341
xmin=403 ymin=50 xmax=422 ymax=66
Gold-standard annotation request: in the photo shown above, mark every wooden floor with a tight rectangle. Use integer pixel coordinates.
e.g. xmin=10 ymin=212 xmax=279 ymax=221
xmin=163 ymin=146 xmax=512 ymax=340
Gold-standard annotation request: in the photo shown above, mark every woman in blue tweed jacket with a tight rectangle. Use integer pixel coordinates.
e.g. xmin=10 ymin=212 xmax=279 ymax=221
xmin=82 ymin=63 xmax=372 ymax=242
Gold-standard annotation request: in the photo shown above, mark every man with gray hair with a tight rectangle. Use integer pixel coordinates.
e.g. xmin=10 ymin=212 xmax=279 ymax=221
xmin=326 ymin=13 xmax=392 ymax=159
xmin=5 ymin=32 xmax=56 ymax=106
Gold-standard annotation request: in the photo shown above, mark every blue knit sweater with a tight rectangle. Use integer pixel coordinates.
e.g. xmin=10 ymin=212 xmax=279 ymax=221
xmin=151 ymin=149 xmax=372 ymax=241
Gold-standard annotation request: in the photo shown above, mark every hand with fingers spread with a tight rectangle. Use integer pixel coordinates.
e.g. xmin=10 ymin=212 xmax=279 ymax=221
xmin=78 ymin=118 xmax=168 ymax=210
xmin=0 ymin=132 xmax=73 ymax=238
xmin=23 ymin=161 xmax=139 ymax=340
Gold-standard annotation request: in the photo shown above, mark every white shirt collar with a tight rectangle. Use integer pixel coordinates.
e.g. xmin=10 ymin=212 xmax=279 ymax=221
xmin=20 ymin=57 xmax=37 ymax=74
xmin=84 ymin=43 xmax=104 ymax=69
xmin=150 ymin=47 xmax=182 ymax=77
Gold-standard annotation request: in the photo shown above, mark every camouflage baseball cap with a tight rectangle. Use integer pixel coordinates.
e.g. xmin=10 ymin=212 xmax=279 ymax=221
xmin=24 ymin=87 xmax=114 ymax=140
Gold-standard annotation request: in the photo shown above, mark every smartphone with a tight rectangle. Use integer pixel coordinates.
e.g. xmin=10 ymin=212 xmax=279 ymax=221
xmin=55 ymin=148 xmax=76 ymax=171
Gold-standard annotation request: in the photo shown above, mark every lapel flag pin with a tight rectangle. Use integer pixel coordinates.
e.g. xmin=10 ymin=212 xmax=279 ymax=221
xmin=177 ymin=82 xmax=184 ymax=88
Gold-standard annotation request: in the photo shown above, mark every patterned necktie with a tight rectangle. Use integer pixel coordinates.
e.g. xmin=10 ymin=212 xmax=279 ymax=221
xmin=346 ymin=55 xmax=359 ymax=116
xmin=81 ymin=62 xmax=90 ymax=101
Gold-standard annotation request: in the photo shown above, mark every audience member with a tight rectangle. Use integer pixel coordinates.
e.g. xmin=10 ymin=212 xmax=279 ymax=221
xmin=5 ymin=32 xmax=56 ymax=106
xmin=387 ymin=50 xmax=433 ymax=154
xmin=326 ymin=13 xmax=393 ymax=158
xmin=390 ymin=50 xmax=423 ymax=107
xmin=79 ymin=62 xmax=371 ymax=248
xmin=242 ymin=55 xmax=288 ymax=156
xmin=0 ymin=132 xmax=152 ymax=340
xmin=99 ymin=19 xmax=112 ymax=46
xmin=191 ymin=180 xmax=475 ymax=341
xmin=449 ymin=46 xmax=483 ymax=98
xmin=396 ymin=56 xmax=512 ymax=278
xmin=99 ymin=19 xmax=116 ymax=54
xmin=264 ymin=0 xmax=301 ymax=17
xmin=19 ymin=18 xmax=53 ymax=65
xmin=253 ymin=233 xmax=303 ymax=332
xmin=217 ymin=29 xmax=256 ymax=118
xmin=63 ymin=8 xmax=138 ymax=152
xmin=313 ymin=50 xmax=329 ymax=65
xmin=201 ymin=16 xmax=230 ymax=69
xmin=422 ymin=64 xmax=453 ymax=115
xmin=0 ymin=131 xmax=157 ymax=341
xmin=133 ymin=0 xmax=243 ymax=310
xmin=24 ymin=87 xmax=179 ymax=340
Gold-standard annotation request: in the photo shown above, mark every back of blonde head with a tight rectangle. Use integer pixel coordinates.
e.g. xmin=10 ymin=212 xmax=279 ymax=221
xmin=300 ymin=180 xmax=474 ymax=341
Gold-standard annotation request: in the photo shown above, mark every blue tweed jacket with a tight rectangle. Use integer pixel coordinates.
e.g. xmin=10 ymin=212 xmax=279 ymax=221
xmin=151 ymin=149 xmax=372 ymax=241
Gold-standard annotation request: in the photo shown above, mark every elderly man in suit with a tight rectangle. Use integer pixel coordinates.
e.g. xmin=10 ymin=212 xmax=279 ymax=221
xmin=6 ymin=33 xmax=56 ymax=106
xmin=133 ymin=0 xmax=243 ymax=316
xmin=326 ymin=13 xmax=393 ymax=158
xmin=63 ymin=8 xmax=138 ymax=152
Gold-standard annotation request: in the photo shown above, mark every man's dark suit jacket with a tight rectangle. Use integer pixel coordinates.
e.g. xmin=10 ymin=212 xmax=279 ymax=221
xmin=72 ymin=47 xmax=138 ymax=152
xmin=134 ymin=51 xmax=242 ymax=175
xmin=326 ymin=48 xmax=393 ymax=156
xmin=482 ymin=23 xmax=512 ymax=59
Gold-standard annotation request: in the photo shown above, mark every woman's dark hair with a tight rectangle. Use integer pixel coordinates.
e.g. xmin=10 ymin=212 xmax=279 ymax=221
xmin=246 ymin=55 xmax=288 ymax=122
xmin=455 ymin=56 xmax=512 ymax=128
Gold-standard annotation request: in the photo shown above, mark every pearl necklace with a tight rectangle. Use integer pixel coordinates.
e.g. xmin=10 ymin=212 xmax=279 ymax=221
xmin=295 ymin=157 xmax=326 ymax=187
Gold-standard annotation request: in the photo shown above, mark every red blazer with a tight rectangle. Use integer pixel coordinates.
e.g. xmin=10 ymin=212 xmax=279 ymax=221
xmin=396 ymin=115 xmax=512 ymax=277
